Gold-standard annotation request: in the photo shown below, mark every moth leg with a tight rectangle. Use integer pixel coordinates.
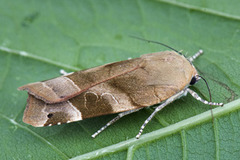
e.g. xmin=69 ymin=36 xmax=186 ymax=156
xmin=136 ymin=89 xmax=188 ymax=139
xmin=92 ymin=108 xmax=142 ymax=138
xmin=187 ymin=88 xmax=224 ymax=106
xmin=59 ymin=69 xmax=68 ymax=75
xmin=59 ymin=69 xmax=73 ymax=76
xmin=188 ymin=50 xmax=203 ymax=62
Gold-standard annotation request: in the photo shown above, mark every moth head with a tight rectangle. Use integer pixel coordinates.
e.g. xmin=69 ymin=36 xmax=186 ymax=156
xmin=189 ymin=74 xmax=213 ymax=102
xmin=189 ymin=74 xmax=201 ymax=85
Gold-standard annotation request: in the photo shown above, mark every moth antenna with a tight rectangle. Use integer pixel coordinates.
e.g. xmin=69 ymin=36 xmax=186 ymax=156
xmin=198 ymin=75 xmax=212 ymax=102
xmin=129 ymin=35 xmax=182 ymax=55
xmin=197 ymin=75 xmax=221 ymax=123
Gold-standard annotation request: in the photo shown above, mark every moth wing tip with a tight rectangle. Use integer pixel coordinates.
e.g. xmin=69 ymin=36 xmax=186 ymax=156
xmin=18 ymin=85 xmax=26 ymax=91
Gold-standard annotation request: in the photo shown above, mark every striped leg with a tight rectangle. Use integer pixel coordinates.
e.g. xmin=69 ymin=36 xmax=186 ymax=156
xmin=136 ymin=89 xmax=188 ymax=139
xmin=92 ymin=108 xmax=142 ymax=138
xmin=187 ymin=88 xmax=224 ymax=106
xmin=188 ymin=50 xmax=203 ymax=62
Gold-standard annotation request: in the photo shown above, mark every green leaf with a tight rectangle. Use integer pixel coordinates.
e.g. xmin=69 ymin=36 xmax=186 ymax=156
xmin=0 ymin=0 xmax=239 ymax=159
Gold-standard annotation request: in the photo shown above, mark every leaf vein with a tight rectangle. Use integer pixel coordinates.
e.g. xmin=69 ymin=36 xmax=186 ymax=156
xmin=0 ymin=46 xmax=80 ymax=71
xmin=156 ymin=0 xmax=240 ymax=21
xmin=0 ymin=113 xmax=69 ymax=160
xmin=213 ymin=118 xmax=220 ymax=160
xmin=180 ymin=130 xmax=187 ymax=160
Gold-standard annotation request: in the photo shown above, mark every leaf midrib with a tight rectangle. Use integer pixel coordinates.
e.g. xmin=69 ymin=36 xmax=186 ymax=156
xmin=70 ymin=98 xmax=240 ymax=160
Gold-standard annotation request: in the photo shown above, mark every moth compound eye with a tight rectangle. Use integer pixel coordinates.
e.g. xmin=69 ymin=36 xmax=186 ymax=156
xmin=47 ymin=113 xmax=53 ymax=118
xmin=190 ymin=76 xmax=197 ymax=85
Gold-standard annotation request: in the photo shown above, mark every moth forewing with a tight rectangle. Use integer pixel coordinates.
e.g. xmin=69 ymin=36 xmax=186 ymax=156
xmin=23 ymin=94 xmax=83 ymax=127
xmin=18 ymin=57 xmax=143 ymax=104
xmin=19 ymin=50 xmax=223 ymax=138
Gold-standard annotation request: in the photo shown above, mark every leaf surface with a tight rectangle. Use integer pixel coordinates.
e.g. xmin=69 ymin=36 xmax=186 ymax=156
xmin=0 ymin=0 xmax=240 ymax=159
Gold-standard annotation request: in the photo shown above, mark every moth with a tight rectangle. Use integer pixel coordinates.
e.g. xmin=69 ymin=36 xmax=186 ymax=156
xmin=18 ymin=39 xmax=223 ymax=139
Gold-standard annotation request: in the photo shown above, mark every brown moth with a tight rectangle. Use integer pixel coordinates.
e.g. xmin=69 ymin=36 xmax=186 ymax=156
xmin=18 ymin=46 xmax=223 ymax=138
